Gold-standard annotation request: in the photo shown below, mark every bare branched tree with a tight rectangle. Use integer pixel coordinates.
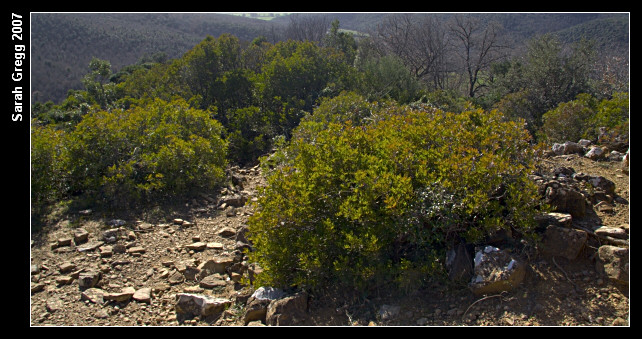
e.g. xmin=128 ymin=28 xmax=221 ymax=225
xmin=449 ymin=14 xmax=509 ymax=98
xmin=284 ymin=14 xmax=330 ymax=43
xmin=370 ymin=13 xmax=453 ymax=91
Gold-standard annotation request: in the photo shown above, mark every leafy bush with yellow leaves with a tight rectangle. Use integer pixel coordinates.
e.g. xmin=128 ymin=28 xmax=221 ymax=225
xmin=62 ymin=98 xmax=227 ymax=206
xmin=247 ymin=93 xmax=542 ymax=293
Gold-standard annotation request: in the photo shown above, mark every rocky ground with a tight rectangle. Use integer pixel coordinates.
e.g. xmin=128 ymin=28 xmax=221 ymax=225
xmin=29 ymin=146 xmax=629 ymax=327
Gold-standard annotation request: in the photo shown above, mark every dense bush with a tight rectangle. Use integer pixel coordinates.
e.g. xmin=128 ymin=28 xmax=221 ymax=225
xmin=31 ymin=122 xmax=70 ymax=210
xmin=540 ymin=93 xmax=597 ymax=143
xmin=591 ymin=92 xmax=629 ymax=142
xmin=247 ymin=94 xmax=542 ymax=292
xmin=64 ymin=98 xmax=227 ymax=206
xmin=540 ymin=92 xmax=629 ymax=143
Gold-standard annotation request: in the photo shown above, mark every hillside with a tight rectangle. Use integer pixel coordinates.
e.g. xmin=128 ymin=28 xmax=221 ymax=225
xmin=30 ymin=13 xmax=284 ymax=103
xmin=30 ymin=12 xmax=628 ymax=104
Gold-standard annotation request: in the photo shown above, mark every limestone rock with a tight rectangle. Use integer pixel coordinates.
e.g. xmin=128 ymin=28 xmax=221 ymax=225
xmin=469 ymin=246 xmax=526 ymax=296
xmin=126 ymin=246 xmax=146 ymax=255
xmin=534 ymin=212 xmax=573 ymax=230
xmin=102 ymin=228 xmax=121 ymax=243
xmin=73 ymin=228 xmax=89 ymax=244
xmin=56 ymin=237 xmax=73 ymax=248
xmin=594 ymin=226 xmax=627 ymax=240
xmin=218 ymin=227 xmax=236 ymax=237
xmin=243 ymin=287 xmax=285 ymax=325
xmin=206 ymin=242 xmax=224 ymax=250
xmin=78 ymin=271 xmax=101 ymax=289
xmin=552 ymin=141 xmax=584 ymax=156
xmin=220 ymin=194 xmax=247 ymax=208
xmin=596 ymin=245 xmax=629 ymax=285
xmin=265 ymin=291 xmax=308 ymax=326
xmin=199 ymin=274 xmax=227 ymax=288
xmin=608 ymin=151 xmax=625 ymax=162
xmin=198 ymin=256 xmax=234 ymax=275
xmin=588 ymin=176 xmax=616 ymax=196
xmin=77 ymin=241 xmax=104 ymax=253
xmin=174 ymin=293 xmax=232 ymax=322
xmin=99 ymin=245 xmax=113 ymax=257
xmin=56 ymin=275 xmax=74 ymax=286
xmin=58 ymin=262 xmax=76 ymax=274
xmin=104 ymin=287 xmax=136 ymax=302
xmin=578 ymin=139 xmax=592 ymax=147
xmin=31 ymin=282 xmax=46 ymax=294
xmin=168 ymin=271 xmax=185 ymax=285
xmin=544 ymin=185 xmax=586 ymax=218
xmin=185 ymin=242 xmax=207 ymax=251
xmin=540 ymin=225 xmax=587 ymax=260
xmin=81 ymin=288 xmax=105 ymax=304
xmin=585 ymin=146 xmax=604 ymax=160
xmin=133 ymin=288 xmax=152 ymax=303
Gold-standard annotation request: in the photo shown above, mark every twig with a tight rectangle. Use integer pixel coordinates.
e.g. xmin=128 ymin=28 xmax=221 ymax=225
xmin=552 ymin=256 xmax=579 ymax=291
xmin=462 ymin=291 xmax=508 ymax=319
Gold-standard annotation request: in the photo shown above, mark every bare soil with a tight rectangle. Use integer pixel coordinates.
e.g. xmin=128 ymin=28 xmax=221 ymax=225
xmin=29 ymin=154 xmax=629 ymax=327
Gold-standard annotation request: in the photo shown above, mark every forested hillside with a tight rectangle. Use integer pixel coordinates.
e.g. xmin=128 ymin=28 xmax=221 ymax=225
xmin=31 ymin=13 xmax=628 ymax=104
xmin=31 ymin=13 xmax=283 ymax=103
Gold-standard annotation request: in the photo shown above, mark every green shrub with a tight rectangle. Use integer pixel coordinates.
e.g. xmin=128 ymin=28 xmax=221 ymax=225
xmin=540 ymin=92 xmax=629 ymax=143
xmin=66 ymin=98 xmax=227 ymax=206
xmin=540 ymin=93 xmax=597 ymax=143
xmin=31 ymin=121 xmax=70 ymax=209
xmin=247 ymin=95 xmax=542 ymax=293
xmin=591 ymin=92 xmax=629 ymax=142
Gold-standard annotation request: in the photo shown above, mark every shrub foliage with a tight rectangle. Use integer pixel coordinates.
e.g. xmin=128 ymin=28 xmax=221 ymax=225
xmin=247 ymin=93 xmax=542 ymax=292
xmin=32 ymin=98 xmax=228 ymax=209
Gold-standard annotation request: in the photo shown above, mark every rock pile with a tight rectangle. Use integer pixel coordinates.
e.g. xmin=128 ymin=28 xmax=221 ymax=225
xmin=445 ymin=145 xmax=629 ymax=297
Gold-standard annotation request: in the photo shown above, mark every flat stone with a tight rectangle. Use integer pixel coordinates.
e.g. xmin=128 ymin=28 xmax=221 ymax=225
xmin=126 ymin=246 xmax=146 ymax=254
xmin=104 ymin=287 xmax=136 ymax=302
xmin=81 ymin=287 xmax=105 ymax=304
xmin=206 ymin=242 xmax=224 ymax=250
xmin=198 ymin=257 xmax=234 ymax=275
xmin=31 ymin=282 xmax=46 ymax=294
xmin=185 ymin=242 xmax=207 ymax=251
xmin=265 ymin=292 xmax=308 ymax=326
xmin=56 ymin=275 xmax=74 ymax=286
xmin=200 ymin=274 xmax=227 ymax=288
xmin=102 ymin=228 xmax=120 ymax=243
xmin=595 ymin=226 xmax=628 ymax=240
xmin=218 ymin=227 xmax=236 ymax=237
xmin=58 ymin=262 xmax=76 ymax=274
xmin=46 ymin=298 xmax=64 ymax=313
xmin=77 ymin=241 xmax=104 ymax=252
xmin=168 ymin=271 xmax=185 ymax=285
xmin=133 ymin=287 xmax=152 ymax=303
xmin=57 ymin=237 xmax=73 ymax=247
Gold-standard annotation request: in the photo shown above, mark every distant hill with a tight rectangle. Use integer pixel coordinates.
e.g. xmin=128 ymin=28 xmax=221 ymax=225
xmin=30 ymin=13 xmax=284 ymax=103
xmin=30 ymin=12 xmax=628 ymax=104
